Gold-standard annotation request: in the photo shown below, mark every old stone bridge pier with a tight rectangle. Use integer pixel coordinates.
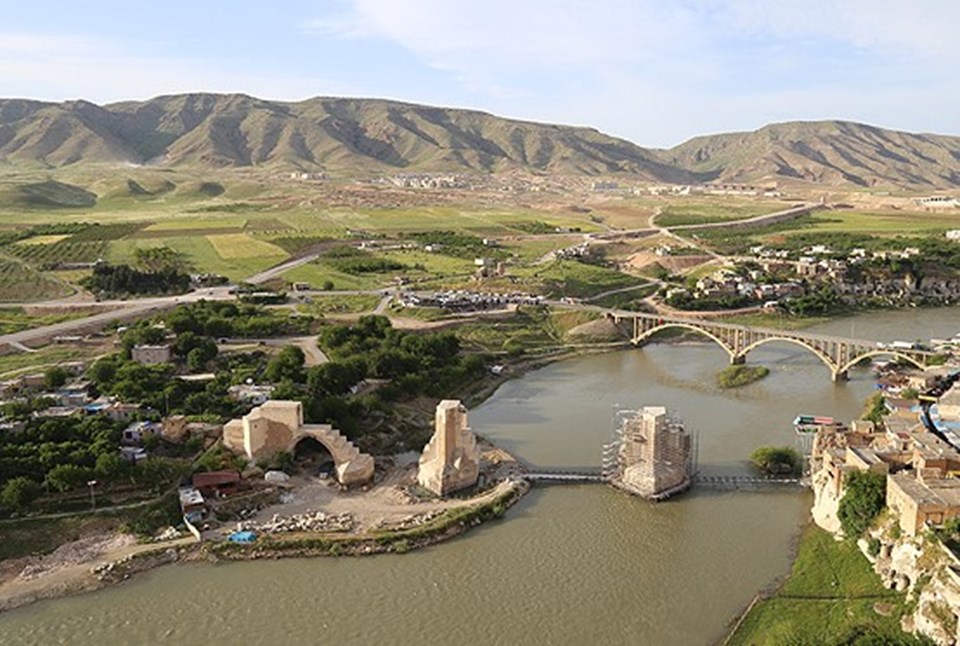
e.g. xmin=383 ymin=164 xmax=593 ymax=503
xmin=608 ymin=311 xmax=936 ymax=382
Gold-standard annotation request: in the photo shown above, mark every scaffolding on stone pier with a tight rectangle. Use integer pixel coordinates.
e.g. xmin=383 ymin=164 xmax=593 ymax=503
xmin=604 ymin=405 xmax=698 ymax=497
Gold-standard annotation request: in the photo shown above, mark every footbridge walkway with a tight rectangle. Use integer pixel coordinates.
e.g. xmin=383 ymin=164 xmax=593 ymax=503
xmin=608 ymin=311 xmax=937 ymax=381
xmin=522 ymin=471 xmax=804 ymax=489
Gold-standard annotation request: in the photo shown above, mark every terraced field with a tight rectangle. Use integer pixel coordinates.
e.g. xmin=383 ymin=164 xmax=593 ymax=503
xmin=0 ymin=258 xmax=72 ymax=302
xmin=206 ymin=233 xmax=288 ymax=260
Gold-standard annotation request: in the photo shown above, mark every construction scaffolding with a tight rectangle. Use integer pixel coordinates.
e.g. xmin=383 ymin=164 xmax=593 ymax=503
xmin=604 ymin=406 xmax=697 ymax=500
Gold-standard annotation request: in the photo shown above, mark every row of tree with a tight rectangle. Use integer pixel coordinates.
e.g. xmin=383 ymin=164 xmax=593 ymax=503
xmin=83 ymin=263 xmax=191 ymax=297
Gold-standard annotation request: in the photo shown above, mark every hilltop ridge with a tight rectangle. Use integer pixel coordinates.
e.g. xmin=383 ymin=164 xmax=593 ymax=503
xmin=1 ymin=94 xmax=959 ymax=189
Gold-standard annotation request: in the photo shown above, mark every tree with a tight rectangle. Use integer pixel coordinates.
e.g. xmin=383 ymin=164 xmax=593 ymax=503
xmin=43 ymin=366 xmax=69 ymax=390
xmin=187 ymin=347 xmax=208 ymax=371
xmin=264 ymin=346 xmax=306 ymax=383
xmin=861 ymin=393 xmax=888 ymax=425
xmin=749 ymin=446 xmax=802 ymax=476
xmin=87 ymin=356 xmax=119 ymax=387
xmin=838 ymin=470 xmax=886 ymax=539
xmin=1 ymin=477 xmax=42 ymax=512
xmin=133 ymin=458 xmax=184 ymax=494
xmin=95 ymin=452 xmax=130 ymax=482
xmin=46 ymin=464 xmax=95 ymax=492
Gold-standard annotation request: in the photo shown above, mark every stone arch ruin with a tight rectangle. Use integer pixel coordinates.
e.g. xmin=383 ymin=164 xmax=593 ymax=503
xmin=223 ymin=400 xmax=374 ymax=487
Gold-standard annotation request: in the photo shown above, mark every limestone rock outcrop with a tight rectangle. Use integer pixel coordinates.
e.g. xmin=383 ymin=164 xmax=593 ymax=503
xmin=417 ymin=400 xmax=479 ymax=496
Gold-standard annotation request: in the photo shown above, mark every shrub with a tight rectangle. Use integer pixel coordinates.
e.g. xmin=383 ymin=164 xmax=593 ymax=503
xmin=749 ymin=446 xmax=802 ymax=476
xmin=1 ymin=477 xmax=42 ymax=512
xmin=838 ymin=470 xmax=886 ymax=539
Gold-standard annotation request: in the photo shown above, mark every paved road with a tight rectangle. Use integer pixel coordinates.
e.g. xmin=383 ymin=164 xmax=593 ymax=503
xmin=0 ymin=287 xmax=240 ymax=350
xmin=245 ymin=253 xmax=322 ymax=285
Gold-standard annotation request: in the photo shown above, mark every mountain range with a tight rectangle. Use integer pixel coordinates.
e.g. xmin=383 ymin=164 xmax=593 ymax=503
xmin=1 ymin=93 xmax=958 ymax=189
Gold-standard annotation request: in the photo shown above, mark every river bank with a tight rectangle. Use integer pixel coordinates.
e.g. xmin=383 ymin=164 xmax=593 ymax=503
xmin=725 ymin=523 xmax=920 ymax=645
xmin=0 ymin=475 xmax=530 ymax=614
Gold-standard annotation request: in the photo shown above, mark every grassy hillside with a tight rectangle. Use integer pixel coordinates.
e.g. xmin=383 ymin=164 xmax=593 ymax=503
xmin=662 ymin=120 xmax=960 ymax=189
xmin=0 ymin=94 xmax=690 ymax=180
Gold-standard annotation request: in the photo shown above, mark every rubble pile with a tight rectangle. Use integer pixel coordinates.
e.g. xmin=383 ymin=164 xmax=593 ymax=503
xmin=374 ymin=510 xmax=444 ymax=531
xmin=237 ymin=511 xmax=354 ymax=534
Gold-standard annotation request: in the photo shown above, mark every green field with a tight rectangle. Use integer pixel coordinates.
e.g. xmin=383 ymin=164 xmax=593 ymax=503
xmin=656 ymin=200 xmax=785 ymax=227
xmin=2 ymin=166 xmax=951 ymax=304
xmin=300 ymin=294 xmax=381 ymax=315
xmin=727 ymin=525 xmax=918 ymax=645
xmin=14 ymin=234 xmax=71 ymax=246
xmin=0 ymin=307 xmax=91 ymax=334
xmin=0 ymin=258 xmax=72 ymax=302
xmin=0 ymin=344 xmax=107 ymax=378
xmin=145 ymin=216 xmax=247 ymax=231
xmin=790 ymin=210 xmax=960 ymax=235
xmin=206 ymin=233 xmax=288 ymax=260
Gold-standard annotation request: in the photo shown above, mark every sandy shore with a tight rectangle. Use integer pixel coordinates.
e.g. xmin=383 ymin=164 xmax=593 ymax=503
xmin=0 ymin=533 xmax=198 ymax=613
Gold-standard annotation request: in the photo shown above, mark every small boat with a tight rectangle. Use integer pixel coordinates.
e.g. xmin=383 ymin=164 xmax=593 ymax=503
xmin=793 ymin=414 xmax=836 ymax=433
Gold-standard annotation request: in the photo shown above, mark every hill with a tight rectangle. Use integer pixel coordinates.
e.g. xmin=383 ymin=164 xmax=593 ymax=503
xmin=0 ymin=94 xmax=689 ymax=181
xmin=661 ymin=120 xmax=960 ymax=189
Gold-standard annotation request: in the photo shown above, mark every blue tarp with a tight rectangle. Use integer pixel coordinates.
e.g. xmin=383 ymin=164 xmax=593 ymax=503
xmin=228 ymin=531 xmax=257 ymax=543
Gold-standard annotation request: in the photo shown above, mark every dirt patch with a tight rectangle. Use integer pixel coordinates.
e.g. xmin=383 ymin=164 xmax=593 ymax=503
xmin=567 ymin=317 xmax=622 ymax=341
xmin=625 ymin=251 xmax=712 ymax=272
xmin=15 ymin=534 xmax=137 ymax=581
xmin=0 ymin=533 xmax=195 ymax=613
xmin=208 ymin=440 xmax=524 ymax=538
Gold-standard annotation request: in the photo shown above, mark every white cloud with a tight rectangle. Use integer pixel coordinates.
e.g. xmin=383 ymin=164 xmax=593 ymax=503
xmin=312 ymin=1 xmax=708 ymax=68
xmin=0 ymin=32 xmax=354 ymax=104
xmin=720 ymin=0 xmax=960 ymax=62
xmin=305 ymin=0 xmax=960 ymax=145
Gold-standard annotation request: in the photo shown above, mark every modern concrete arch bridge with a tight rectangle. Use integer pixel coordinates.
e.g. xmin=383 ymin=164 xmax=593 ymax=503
xmin=608 ymin=311 xmax=937 ymax=382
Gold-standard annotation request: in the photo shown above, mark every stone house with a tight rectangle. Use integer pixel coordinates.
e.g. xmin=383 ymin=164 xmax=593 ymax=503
xmin=131 ymin=344 xmax=173 ymax=365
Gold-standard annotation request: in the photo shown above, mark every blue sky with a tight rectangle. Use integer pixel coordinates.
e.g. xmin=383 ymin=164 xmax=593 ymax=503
xmin=2 ymin=0 xmax=958 ymax=147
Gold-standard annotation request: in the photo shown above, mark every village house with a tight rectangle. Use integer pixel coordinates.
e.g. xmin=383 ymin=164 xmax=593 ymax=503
xmin=179 ymin=487 xmax=206 ymax=523
xmin=192 ymin=470 xmax=242 ymax=499
xmin=102 ymin=401 xmax=142 ymax=423
xmin=131 ymin=344 xmax=173 ymax=365
xmin=227 ymin=384 xmax=275 ymax=406
xmin=941 ymin=384 xmax=960 ymax=421
xmin=812 ymin=416 xmax=960 ymax=538
xmin=121 ymin=420 xmax=161 ymax=446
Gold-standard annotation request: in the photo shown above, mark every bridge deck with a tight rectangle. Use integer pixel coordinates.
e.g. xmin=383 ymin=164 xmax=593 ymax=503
xmin=522 ymin=472 xmax=804 ymax=487
xmin=524 ymin=472 xmax=605 ymax=483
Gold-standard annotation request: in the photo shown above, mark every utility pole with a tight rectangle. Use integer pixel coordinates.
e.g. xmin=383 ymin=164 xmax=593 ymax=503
xmin=87 ymin=480 xmax=97 ymax=510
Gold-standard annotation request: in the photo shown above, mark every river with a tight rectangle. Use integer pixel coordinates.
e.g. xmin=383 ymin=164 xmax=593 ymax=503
xmin=2 ymin=307 xmax=958 ymax=645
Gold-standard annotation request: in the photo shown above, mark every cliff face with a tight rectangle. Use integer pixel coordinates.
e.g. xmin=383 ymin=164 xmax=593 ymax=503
xmin=864 ymin=522 xmax=960 ymax=645
xmin=810 ymin=456 xmax=960 ymax=644
xmin=810 ymin=467 xmax=843 ymax=534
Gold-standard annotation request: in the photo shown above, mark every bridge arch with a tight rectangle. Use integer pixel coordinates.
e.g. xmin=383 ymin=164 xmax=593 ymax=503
xmin=738 ymin=337 xmax=838 ymax=375
xmin=634 ymin=323 xmax=736 ymax=359
xmin=836 ymin=350 xmax=926 ymax=377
